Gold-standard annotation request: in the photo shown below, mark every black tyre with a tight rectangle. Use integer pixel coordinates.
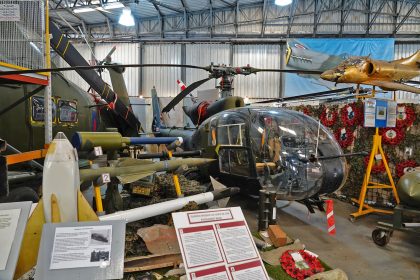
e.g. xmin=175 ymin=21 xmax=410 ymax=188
xmin=7 ymin=187 xmax=39 ymax=202
xmin=372 ymin=228 xmax=390 ymax=247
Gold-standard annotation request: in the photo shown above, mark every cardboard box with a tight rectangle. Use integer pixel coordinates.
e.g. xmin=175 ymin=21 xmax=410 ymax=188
xmin=268 ymin=225 xmax=287 ymax=247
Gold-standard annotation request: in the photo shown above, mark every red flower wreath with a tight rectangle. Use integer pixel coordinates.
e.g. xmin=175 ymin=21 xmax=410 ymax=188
xmin=334 ymin=127 xmax=354 ymax=148
xmin=364 ymin=155 xmax=387 ymax=174
xmin=396 ymin=105 xmax=416 ymax=128
xmin=396 ymin=160 xmax=418 ymax=177
xmin=302 ymin=107 xmax=311 ymax=116
xmin=380 ymin=127 xmax=405 ymax=145
xmin=320 ymin=107 xmax=338 ymax=127
xmin=280 ymin=250 xmax=324 ymax=279
xmin=340 ymin=103 xmax=362 ymax=127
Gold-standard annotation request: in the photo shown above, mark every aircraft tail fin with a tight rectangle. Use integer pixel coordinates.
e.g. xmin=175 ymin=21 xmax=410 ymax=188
xmin=392 ymin=50 xmax=420 ymax=67
xmin=151 ymin=87 xmax=163 ymax=132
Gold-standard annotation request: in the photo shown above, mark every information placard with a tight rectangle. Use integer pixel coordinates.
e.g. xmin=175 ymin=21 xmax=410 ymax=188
xmin=0 ymin=208 xmax=21 ymax=270
xmin=0 ymin=201 xmax=31 ymax=280
xmin=364 ymin=98 xmax=397 ymax=128
xmin=173 ymin=207 xmax=269 ymax=280
xmin=50 ymin=225 xmax=112 ymax=270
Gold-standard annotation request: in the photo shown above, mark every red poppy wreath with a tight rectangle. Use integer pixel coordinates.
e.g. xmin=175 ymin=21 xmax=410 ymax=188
xmin=320 ymin=107 xmax=338 ymax=127
xmin=334 ymin=127 xmax=354 ymax=148
xmin=380 ymin=127 xmax=405 ymax=145
xmin=280 ymin=250 xmax=324 ymax=280
xmin=364 ymin=155 xmax=387 ymax=174
xmin=340 ymin=103 xmax=362 ymax=126
xmin=396 ymin=160 xmax=418 ymax=178
xmin=396 ymin=105 xmax=416 ymax=128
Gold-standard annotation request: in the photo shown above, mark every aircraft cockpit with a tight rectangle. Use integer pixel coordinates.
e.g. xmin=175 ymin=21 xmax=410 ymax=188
xmin=202 ymin=107 xmax=348 ymax=200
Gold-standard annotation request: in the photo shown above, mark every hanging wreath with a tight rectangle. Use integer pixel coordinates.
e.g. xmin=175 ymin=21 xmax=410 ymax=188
xmin=280 ymin=250 xmax=324 ymax=280
xmin=334 ymin=127 xmax=354 ymax=148
xmin=396 ymin=105 xmax=416 ymax=128
xmin=396 ymin=160 xmax=418 ymax=177
xmin=364 ymin=155 xmax=387 ymax=174
xmin=380 ymin=127 xmax=405 ymax=145
xmin=320 ymin=107 xmax=338 ymax=127
xmin=340 ymin=103 xmax=362 ymax=127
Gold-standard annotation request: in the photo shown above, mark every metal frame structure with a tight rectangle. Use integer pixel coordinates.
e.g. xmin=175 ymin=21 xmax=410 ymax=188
xmin=47 ymin=0 xmax=420 ymax=42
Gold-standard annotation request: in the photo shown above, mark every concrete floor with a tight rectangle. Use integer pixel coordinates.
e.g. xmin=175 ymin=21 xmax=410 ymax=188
xmin=229 ymin=196 xmax=420 ymax=280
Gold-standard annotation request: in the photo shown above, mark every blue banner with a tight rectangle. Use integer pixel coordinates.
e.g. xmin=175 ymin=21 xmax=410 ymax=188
xmin=284 ymin=38 xmax=395 ymax=97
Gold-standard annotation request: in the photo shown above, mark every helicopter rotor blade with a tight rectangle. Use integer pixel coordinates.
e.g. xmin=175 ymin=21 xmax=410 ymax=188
xmin=253 ymin=87 xmax=354 ymax=104
xmin=250 ymin=68 xmax=323 ymax=75
xmin=162 ymin=77 xmax=213 ymax=113
xmin=0 ymin=64 xmax=208 ymax=76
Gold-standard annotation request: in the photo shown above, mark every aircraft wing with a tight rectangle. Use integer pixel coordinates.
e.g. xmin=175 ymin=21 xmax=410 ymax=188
xmin=365 ymin=80 xmax=420 ymax=94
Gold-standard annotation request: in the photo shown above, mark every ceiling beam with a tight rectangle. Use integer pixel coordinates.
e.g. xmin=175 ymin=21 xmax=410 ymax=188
xmin=287 ymin=0 xmax=298 ymax=37
xmin=366 ymin=0 xmax=387 ymax=34
xmin=260 ymin=0 xmax=268 ymax=37
xmin=393 ymin=1 xmax=417 ymax=34
xmin=146 ymin=0 xmax=183 ymax=14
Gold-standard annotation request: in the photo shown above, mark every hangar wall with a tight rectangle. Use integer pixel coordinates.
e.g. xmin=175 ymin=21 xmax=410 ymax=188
xmin=55 ymin=41 xmax=420 ymax=103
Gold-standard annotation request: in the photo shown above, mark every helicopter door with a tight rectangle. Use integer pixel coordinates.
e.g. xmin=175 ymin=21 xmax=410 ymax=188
xmin=218 ymin=147 xmax=252 ymax=177
xmin=217 ymin=122 xmax=253 ymax=177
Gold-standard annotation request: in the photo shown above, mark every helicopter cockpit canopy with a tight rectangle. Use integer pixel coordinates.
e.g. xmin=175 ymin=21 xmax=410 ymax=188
xmin=206 ymin=107 xmax=348 ymax=200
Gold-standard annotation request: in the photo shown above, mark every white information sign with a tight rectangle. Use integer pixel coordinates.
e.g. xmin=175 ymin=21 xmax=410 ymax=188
xmin=50 ymin=225 xmax=112 ymax=270
xmin=173 ymin=207 xmax=269 ymax=280
xmin=0 ymin=209 xmax=21 ymax=270
xmin=0 ymin=4 xmax=20 ymax=21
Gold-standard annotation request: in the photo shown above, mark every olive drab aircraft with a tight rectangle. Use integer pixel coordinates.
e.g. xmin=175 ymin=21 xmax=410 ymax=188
xmin=320 ymin=50 xmax=420 ymax=94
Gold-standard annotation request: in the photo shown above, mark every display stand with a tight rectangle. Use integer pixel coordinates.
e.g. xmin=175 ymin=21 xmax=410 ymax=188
xmin=350 ymin=128 xmax=400 ymax=221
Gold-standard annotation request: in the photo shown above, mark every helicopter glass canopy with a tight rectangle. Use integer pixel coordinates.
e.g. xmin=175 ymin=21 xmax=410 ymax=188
xmin=249 ymin=108 xmax=347 ymax=200
xmin=208 ymin=107 xmax=348 ymax=200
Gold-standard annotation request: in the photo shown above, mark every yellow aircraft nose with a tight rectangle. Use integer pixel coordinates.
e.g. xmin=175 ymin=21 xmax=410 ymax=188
xmin=320 ymin=70 xmax=338 ymax=81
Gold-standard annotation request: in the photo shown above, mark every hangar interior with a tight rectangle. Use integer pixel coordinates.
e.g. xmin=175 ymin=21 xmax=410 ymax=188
xmin=0 ymin=0 xmax=419 ymax=280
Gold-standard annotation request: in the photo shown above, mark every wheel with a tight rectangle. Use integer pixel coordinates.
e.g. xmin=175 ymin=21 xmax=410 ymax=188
xmin=372 ymin=228 xmax=390 ymax=246
xmin=7 ymin=186 xmax=39 ymax=202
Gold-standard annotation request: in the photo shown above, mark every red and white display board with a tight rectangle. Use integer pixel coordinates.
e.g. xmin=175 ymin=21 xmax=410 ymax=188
xmin=172 ymin=207 xmax=269 ymax=280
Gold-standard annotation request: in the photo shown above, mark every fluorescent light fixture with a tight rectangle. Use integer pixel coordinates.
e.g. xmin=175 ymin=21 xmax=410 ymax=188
xmin=119 ymin=7 xmax=135 ymax=26
xmin=73 ymin=7 xmax=95 ymax=13
xmin=275 ymin=0 xmax=292 ymax=6
xmin=103 ymin=2 xmax=125 ymax=9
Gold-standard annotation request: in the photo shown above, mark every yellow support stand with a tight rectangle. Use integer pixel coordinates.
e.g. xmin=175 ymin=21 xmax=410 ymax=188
xmin=94 ymin=184 xmax=104 ymax=213
xmin=350 ymin=128 xmax=400 ymax=221
xmin=168 ymin=151 xmax=183 ymax=197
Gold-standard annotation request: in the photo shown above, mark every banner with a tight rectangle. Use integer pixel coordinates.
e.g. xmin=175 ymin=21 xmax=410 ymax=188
xmin=284 ymin=38 xmax=395 ymax=97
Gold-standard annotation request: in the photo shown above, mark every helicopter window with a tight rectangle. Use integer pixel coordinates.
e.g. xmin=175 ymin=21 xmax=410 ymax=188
xmin=217 ymin=123 xmax=245 ymax=146
xmin=31 ymin=96 xmax=56 ymax=123
xmin=208 ymin=117 xmax=218 ymax=146
xmin=58 ymin=100 xmax=78 ymax=123
xmin=219 ymin=148 xmax=251 ymax=177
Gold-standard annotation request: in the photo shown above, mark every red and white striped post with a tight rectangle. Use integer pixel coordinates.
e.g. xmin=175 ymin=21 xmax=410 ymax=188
xmin=326 ymin=199 xmax=336 ymax=235
xmin=177 ymin=80 xmax=187 ymax=91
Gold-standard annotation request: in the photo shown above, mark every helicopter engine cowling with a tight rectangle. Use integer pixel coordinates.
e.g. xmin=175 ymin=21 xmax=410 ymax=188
xmin=183 ymin=96 xmax=244 ymax=125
